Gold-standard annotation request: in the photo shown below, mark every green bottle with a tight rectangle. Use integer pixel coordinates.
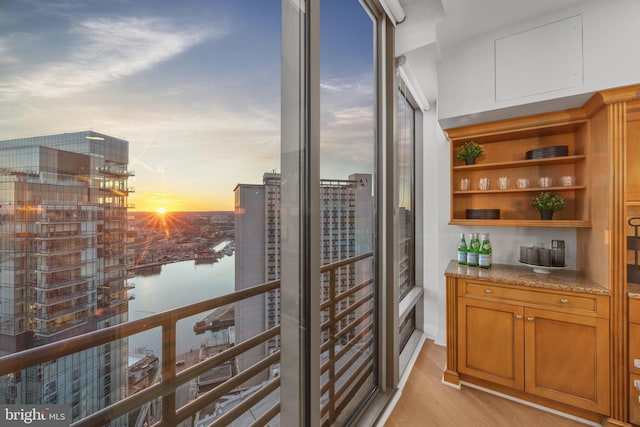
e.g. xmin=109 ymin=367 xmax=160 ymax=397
xmin=467 ymin=233 xmax=479 ymax=267
xmin=479 ymin=233 xmax=492 ymax=268
xmin=457 ymin=233 xmax=467 ymax=265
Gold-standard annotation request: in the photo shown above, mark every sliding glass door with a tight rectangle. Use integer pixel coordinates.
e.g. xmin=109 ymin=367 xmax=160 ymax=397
xmin=319 ymin=2 xmax=377 ymax=425
xmin=281 ymin=0 xmax=383 ymax=425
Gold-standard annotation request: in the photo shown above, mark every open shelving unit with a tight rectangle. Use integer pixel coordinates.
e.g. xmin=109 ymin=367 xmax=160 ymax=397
xmin=447 ymin=117 xmax=591 ymax=227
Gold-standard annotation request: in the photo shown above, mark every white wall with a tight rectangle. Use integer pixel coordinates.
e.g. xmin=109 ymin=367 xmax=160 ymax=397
xmin=420 ymin=107 xmax=441 ymax=341
xmin=437 ymin=0 xmax=640 ymax=127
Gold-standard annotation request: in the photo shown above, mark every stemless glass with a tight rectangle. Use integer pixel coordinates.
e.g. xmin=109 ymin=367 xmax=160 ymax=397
xmin=538 ymin=176 xmax=552 ymax=187
xmin=478 ymin=177 xmax=490 ymax=190
xmin=459 ymin=178 xmax=471 ymax=191
xmin=498 ymin=176 xmax=509 ymax=190
xmin=560 ymin=176 xmax=575 ymax=186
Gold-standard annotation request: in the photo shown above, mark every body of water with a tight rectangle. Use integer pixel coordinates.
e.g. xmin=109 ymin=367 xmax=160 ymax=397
xmin=127 ymin=255 xmax=235 ymax=358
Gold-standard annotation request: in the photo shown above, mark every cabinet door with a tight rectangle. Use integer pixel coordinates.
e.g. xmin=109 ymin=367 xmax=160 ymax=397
xmin=631 ymin=373 xmax=640 ymax=425
xmin=458 ymin=297 xmax=524 ymax=389
xmin=630 ymin=323 xmax=640 ymax=374
xmin=524 ymin=308 xmax=609 ymax=413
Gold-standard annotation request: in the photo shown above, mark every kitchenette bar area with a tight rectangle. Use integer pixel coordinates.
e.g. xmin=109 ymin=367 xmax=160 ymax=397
xmin=441 ymin=84 xmax=640 ymax=426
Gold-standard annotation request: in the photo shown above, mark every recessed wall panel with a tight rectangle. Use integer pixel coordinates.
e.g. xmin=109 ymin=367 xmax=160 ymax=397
xmin=495 ymin=15 xmax=583 ymax=101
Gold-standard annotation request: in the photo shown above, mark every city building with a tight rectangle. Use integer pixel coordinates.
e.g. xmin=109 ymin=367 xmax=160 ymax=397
xmin=234 ymin=172 xmax=373 ymax=384
xmin=0 ymin=131 xmax=133 ymax=423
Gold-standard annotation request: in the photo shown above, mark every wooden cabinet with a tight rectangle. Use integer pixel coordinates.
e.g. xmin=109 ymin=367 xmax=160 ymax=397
xmin=446 ymin=117 xmax=590 ymax=227
xmin=523 ymin=307 xmax=609 ymax=413
xmin=443 ymin=84 xmax=640 ymax=425
xmin=444 ymin=84 xmax=640 ymax=425
xmin=631 ymin=373 xmax=640 ymax=426
xmin=628 ymin=99 xmax=640 ymax=425
xmin=451 ymin=273 xmax=610 ymax=415
xmin=458 ymin=297 xmax=524 ymax=389
xmin=629 ymin=298 xmax=640 ymax=424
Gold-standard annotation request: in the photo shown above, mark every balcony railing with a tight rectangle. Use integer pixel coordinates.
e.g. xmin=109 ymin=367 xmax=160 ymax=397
xmin=34 ymin=291 xmax=89 ymax=307
xmin=35 ymin=276 xmax=90 ymax=291
xmin=33 ymin=304 xmax=89 ymax=322
xmin=34 ymin=316 xmax=89 ymax=338
xmin=0 ymin=251 xmax=374 ymax=427
xmin=97 ymin=166 xmax=135 ymax=177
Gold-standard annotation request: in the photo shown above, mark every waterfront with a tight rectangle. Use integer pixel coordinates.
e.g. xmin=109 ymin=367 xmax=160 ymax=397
xmin=128 ymin=255 xmax=235 ymax=358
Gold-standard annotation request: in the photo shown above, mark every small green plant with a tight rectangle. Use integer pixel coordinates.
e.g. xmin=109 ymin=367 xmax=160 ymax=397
xmin=531 ymin=192 xmax=565 ymax=212
xmin=456 ymin=141 xmax=484 ymax=162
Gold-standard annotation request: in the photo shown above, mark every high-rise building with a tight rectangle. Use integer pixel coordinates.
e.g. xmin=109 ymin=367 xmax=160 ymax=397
xmin=234 ymin=172 xmax=373 ymax=384
xmin=0 ymin=131 xmax=133 ymax=424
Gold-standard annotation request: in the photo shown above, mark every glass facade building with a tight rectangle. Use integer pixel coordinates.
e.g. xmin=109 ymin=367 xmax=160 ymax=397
xmin=0 ymin=131 xmax=133 ymax=423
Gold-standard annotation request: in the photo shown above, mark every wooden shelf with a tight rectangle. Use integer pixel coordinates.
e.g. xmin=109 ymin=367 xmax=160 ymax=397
xmin=453 ymin=155 xmax=586 ymax=172
xmin=448 ymin=114 xmax=590 ymax=227
xmin=453 ymin=185 xmax=586 ymax=195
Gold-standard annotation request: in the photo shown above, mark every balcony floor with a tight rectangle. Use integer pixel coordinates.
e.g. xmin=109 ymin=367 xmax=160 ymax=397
xmin=383 ymin=340 xmax=589 ymax=427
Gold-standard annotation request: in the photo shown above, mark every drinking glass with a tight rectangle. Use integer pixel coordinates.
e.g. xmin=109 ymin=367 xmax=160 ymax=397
xmin=498 ymin=176 xmax=509 ymax=190
xmin=560 ymin=176 xmax=575 ymax=186
xmin=538 ymin=176 xmax=552 ymax=187
xmin=478 ymin=178 xmax=490 ymax=190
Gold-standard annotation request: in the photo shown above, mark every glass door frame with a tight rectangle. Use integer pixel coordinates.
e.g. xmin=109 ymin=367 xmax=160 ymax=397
xmin=280 ymin=0 xmax=321 ymax=426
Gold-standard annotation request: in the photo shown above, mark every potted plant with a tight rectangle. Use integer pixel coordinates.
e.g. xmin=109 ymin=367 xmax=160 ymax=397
xmin=456 ymin=141 xmax=484 ymax=165
xmin=531 ymin=192 xmax=565 ymax=220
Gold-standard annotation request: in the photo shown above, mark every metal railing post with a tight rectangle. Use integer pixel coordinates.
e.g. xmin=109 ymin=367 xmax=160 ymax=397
xmin=328 ymin=267 xmax=337 ymax=423
xmin=161 ymin=316 xmax=177 ymax=426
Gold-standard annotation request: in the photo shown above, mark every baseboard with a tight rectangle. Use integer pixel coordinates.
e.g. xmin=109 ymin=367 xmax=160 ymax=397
xmin=441 ymin=375 xmax=461 ymax=390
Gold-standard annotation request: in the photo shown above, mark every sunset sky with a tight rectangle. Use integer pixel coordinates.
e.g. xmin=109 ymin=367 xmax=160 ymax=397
xmin=0 ymin=0 xmax=374 ymax=212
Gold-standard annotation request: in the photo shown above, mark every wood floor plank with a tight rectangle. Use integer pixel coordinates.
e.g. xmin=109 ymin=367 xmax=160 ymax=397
xmin=384 ymin=340 xmax=589 ymax=427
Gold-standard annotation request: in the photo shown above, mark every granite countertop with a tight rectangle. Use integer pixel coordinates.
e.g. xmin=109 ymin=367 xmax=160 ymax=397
xmin=444 ymin=260 xmax=609 ymax=296
xmin=629 ymin=284 xmax=640 ymax=299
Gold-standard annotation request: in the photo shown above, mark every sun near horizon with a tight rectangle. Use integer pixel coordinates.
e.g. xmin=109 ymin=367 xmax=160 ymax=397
xmin=131 ymin=193 xmax=233 ymax=213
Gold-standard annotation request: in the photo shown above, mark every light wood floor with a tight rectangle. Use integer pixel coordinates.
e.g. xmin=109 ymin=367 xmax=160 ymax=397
xmin=384 ymin=339 xmax=589 ymax=427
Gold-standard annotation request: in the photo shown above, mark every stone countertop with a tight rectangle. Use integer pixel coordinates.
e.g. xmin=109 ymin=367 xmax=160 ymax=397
xmin=629 ymin=284 xmax=640 ymax=299
xmin=445 ymin=260 xmax=609 ymax=296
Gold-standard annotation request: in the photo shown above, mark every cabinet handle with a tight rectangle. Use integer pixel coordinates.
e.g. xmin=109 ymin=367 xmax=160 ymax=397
xmin=484 ymin=289 xmax=492 ymax=294
xmin=515 ymin=314 xmax=522 ymax=319
xmin=527 ymin=317 xmax=534 ymax=322
xmin=560 ymin=298 xmax=569 ymax=304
